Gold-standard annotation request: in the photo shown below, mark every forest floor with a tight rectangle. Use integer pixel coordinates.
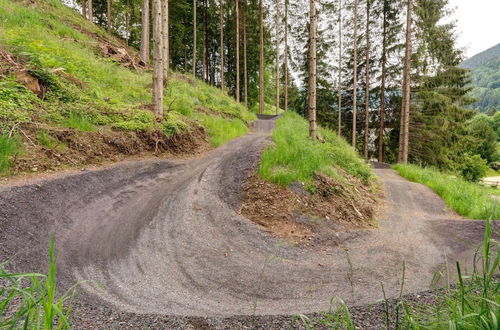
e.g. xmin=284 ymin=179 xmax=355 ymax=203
xmin=0 ymin=117 xmax=495 ymax=329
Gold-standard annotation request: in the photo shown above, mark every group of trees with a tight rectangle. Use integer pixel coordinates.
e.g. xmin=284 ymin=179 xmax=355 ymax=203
xmin=67 ymin=0 xmax=496 ymax=170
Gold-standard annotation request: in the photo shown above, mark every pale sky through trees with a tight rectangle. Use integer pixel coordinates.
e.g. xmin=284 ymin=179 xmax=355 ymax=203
xmin=448 ymin=0 xmax=500 ymax=58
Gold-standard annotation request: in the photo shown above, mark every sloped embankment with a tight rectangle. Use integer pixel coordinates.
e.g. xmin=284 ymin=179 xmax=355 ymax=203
xmin=241 ymin=112 xmax=382 ymax=245
xmin=0 ymin=0 xmax=254 ymax=177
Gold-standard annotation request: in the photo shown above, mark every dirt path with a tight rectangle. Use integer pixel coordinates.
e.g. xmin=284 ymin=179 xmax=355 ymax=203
xmin=0 ymin=118 xmax=493 ymax=325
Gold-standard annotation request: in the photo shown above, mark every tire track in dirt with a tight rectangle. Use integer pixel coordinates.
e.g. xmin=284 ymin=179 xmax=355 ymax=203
xmin=0 ymin=118 xmax=494 ymax=319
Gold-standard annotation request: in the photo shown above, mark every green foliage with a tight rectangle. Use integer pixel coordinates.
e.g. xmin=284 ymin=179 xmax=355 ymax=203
xmin=113 ymin=110 xmax=155 ymax=131
xmin=195 ymin=114 xmax=248 ymax=147
xmin=0 ymin=236 xmax=75 ymax=329
xmin=460 ymin=154 xmax=489 ymax=183
xmin=259 ymin=112 xmax=372 ymax=187
xmin=0 ymin=79 xmax=38 ymax=128
xmin=467 ymin=114 xmax=499 ymax=163
xmin=0 ymin=134 xmax=20 ymax=172
xmin=36 ymin=130 xmax=58 ymax=148
xmin=65 ymin=112 xmax=95 ymax=131
xmin=161 ymin=112 xmax=190 ymax=137
xmin=393 ymin=163 xmax=499 ymax=219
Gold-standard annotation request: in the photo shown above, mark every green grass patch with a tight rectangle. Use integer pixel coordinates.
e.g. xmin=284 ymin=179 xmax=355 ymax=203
xmin=65 ymin=112 xmax=95 ymax=131
xmin=0 ymin=236 xmax=76 ymax=328
xmin=195 ymin=114 xmax=248 ymax=147
xmin=393 ymin=163 xmax=500 ymax=219
xmin=259 ymin=111 xmax=372 ymax=187
xmin=0 ymin=134 xmax=21 ymax=173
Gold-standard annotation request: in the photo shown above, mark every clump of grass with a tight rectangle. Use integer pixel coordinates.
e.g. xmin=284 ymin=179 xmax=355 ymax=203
xmin=195 ymin=114 xmax=248 ymax=147
xmin=0 ymin=236 xmax=76 ymax=329
xmin=259 ymin=111 xmax=372 ymax=187
xmin=393 ymin=163 xmax=500 ymax=219
xmin=0 ymin=134 xmax=20 ymax=172
xmin=65 ymin=112 xmax=95 ymax=132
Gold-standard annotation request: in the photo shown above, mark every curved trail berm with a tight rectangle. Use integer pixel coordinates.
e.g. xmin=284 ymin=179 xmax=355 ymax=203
xmin=0 ymin=117 xmax=493 ymax=327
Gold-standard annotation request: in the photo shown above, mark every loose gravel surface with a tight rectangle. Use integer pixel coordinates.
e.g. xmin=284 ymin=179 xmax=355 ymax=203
xmin=0 ymin=118 xmax=495 ymax=328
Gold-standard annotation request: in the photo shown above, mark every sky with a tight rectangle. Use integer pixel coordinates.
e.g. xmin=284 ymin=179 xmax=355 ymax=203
xmin=448 ymin=0 xmax=500 ymax=58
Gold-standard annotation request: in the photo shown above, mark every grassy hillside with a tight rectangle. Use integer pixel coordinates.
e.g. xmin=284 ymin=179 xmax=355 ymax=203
xmin=0 ymin=0 xmax=254 ymax=175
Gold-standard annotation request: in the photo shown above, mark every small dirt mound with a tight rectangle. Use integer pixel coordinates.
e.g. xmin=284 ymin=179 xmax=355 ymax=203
xmin=240 ymin=170 xmax=382 ymax=246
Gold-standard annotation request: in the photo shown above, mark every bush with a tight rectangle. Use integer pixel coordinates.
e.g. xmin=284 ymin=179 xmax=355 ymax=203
xmin=460 ymin=154 xmax=489 ymax=182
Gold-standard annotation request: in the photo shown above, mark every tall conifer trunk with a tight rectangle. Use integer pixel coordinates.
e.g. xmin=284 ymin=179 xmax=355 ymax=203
xmin=275 ymin=0 xmax=280 ymax=114
xmin=259 ymin=0 xmax=264 ymax=114
xmin=82 ymin=0 xmax=87 ymax=19
xmin=88 ymin=0 xmax=93 ymax=21
xmin=107 ymin=0 xmax=112 ymax=30
xmin=398 ymin=0 xmax=413 ymax=163
xmin=308 ymin=0 xmax=317 ymax=138
xmin=337 ymin=0 xmax=342 ymax=136
xmin=152 ymin=0 xmax=164 ymax=117
xmin=140 ymin=0 xmax=150 ymax=65
xmin=235 ymin=0 xmax=240 ymax=102
xmin=351 ymin=0 xmax=359 ymax=148
xmin=193 ymin=0 xmax=197 ymax=77
xmin=220 ymin=0 xmax=225 ymax=91
xmin=364 ymin=0 xmax=371 ymax=160
xmin=378 ymin=0 xmax=387 ymax=162
xmin=203 ymin=0 xmax=208 ymax=82
xmin=243 ymin=0 xmax=248 ymax=107
xmin=162 ymin=0 xmax=169 ymax=82
xmin=284 ymin=0 xmax=288 ymax=112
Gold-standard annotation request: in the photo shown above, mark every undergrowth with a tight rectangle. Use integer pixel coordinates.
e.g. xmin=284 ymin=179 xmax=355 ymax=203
xmin=259 ymin=111 xmax=372 ymax=188
xmin=0 ymin=0 xmax=255 ymax=173
xmin=0 ymin=236 xmax=75 ymax=329
xmin=0 ymin=134 xmax=20 ymax=173
xmin=393 ymin=163 xmax=500 ymax=220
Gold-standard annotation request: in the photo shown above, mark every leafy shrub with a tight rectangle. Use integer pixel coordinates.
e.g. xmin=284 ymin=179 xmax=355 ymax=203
xmin=460 ymin=154 xmax=489 ymax=182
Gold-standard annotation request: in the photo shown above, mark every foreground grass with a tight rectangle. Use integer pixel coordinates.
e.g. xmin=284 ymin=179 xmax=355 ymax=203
xmin=293 ymin=218 xmax=500 ymax=329
xmin=0 ymin=237 xmax=75 ymax=329
xmin=393 ymin=164 xmax=499 ymax=220
xmin=259 ymin=111 xmax=372 ymax=187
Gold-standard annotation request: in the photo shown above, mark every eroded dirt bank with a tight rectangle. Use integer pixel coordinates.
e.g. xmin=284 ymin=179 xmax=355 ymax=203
xmin=0 ymin=118 xmax=495 ymax=328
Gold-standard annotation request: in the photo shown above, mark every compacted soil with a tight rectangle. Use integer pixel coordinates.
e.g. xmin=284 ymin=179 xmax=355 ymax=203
xmin=0 ymin=118 xmax=494 ymax=328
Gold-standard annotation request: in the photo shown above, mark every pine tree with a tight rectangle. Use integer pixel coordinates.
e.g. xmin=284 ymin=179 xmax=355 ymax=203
xmin=152 ymin=0 xmax=164 ymax=117
xmin=220 ymin=0 xmax=225 ymax=91
xmin=351 ymin=0 xmax=359 ymax=148
xmin=363 ymin=0 xmax=372 ymax=160
xmin=193 ymin=0 xmax=197 ymax=76
xmin=139 ymin=0 xmax=150 ymax=65
xmin=259 ymin=0 xmax=264 ymax=113
xmin=308 ymin=0 xmax=317 ymax=138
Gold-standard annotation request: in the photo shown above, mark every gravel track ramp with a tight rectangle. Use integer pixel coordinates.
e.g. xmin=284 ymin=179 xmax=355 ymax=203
xmin=0 ymin=118 xmax=494 ymax=327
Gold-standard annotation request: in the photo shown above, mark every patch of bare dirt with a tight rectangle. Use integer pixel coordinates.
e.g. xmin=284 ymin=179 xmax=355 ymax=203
xmin=240 ymin=170 xmax=382 ymax=246
xmin=9 ymin=123 xmax=210 ymax=176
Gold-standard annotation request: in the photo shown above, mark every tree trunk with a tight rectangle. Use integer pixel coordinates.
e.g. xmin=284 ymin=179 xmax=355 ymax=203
xmin=398 ymin=0 xmax=413 ymax=163
xmin=378 ymin=1 xmax=387 ymax=162
xmin=243 ymin=0 xmax=248 ymax=107
xmin=82 ymin=0 xmax=87 ymax=19
xmin=259 ymin=0 xmax=264 ymax=114
xmin=351 ymin=0 xmax=359 ymax=148
xmin=107 ymin=0 xmax=112 ymax=30
xmin=203 ymin=0 xmax=208 ymax=82
xmin=308 ymin=0 xmax=317 ymax=138
xmin=337 ymin=0 xmax=342 ymax=136
xmin=235 ymin=0 xmax=240 ymax=102
xmin=363 ymin=0 xmax=371 ymax=160
xmin=275 ymin=0 xmax=280 ymax=114
xmin=152 ymin=0 xmax=164 ymax=117
xmin=184 ymin=42 xmax=188 ymax=72
xmin=193 ymin=0 xmax=197 ymax=77
xmin=88 ymin=0 xmax=93 ymax=21
xmin=220 ymin=0 xmax=225 ymax=91
xmin=284 ymin=0 xmax=288 ymax=112
xmin=162 ymin=0 xmax=169 ymax=82
xmin=140 ymin=0 xmax=150 ymax=65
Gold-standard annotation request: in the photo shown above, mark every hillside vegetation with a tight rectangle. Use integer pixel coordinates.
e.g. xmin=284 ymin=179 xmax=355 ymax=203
xmin=0 ymin=0 xmax=254 ymax=176
xmin=461 ymin=43 xmax=500 ymax=113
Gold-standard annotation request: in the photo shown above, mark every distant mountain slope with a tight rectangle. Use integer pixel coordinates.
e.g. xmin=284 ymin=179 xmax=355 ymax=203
xmin=461 ymin=43 xmax=500 ymax=70
xmin=461 ymin=43 xmax=500 ymax=112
